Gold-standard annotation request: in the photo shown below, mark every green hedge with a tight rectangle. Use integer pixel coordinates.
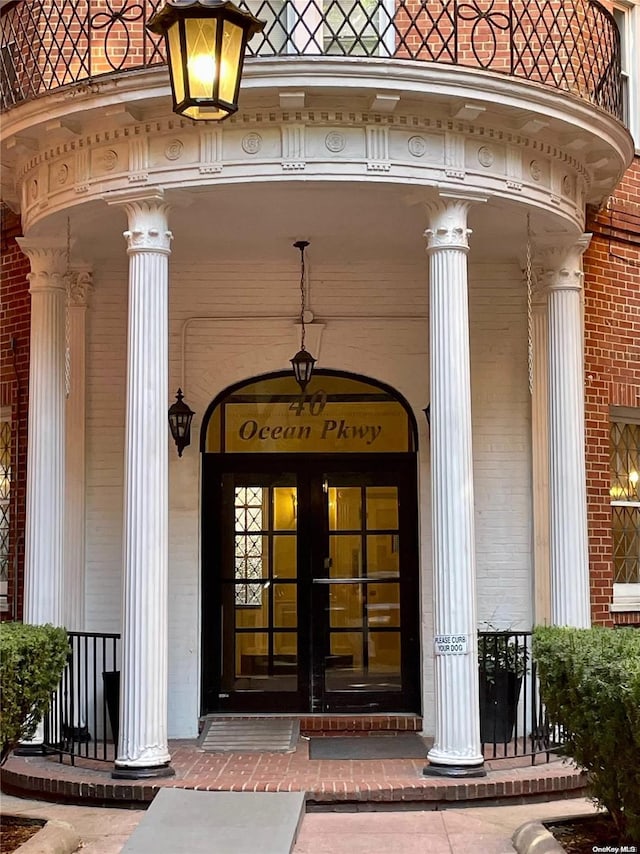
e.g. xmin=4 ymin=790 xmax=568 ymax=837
xmin=0 ymin=623 xmax=69 ymax=765
xmin=533 ymin=626 xmax=640 ymax=842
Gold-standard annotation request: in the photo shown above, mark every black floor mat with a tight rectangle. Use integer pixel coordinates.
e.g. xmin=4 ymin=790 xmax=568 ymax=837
xmin=308 ymin=733 xmax=426 ymax=760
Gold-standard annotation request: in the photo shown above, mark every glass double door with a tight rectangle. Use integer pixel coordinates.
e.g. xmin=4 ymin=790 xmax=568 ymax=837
xmin=202 ymin=455 xmax=419 ymax=714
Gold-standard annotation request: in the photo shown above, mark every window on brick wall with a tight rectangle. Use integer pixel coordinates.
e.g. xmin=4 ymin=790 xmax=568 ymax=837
xmin=610 ymin=407 xmax=640 ymax=611
xmin=614 ymin=1 xmax=640 ymax=148
xmin=0 ymin=407 xmax=10 ymax=613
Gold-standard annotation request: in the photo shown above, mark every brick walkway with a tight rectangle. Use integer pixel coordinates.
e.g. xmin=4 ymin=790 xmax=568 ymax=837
xmin=1 ymin=737 xmax=587 ymax=808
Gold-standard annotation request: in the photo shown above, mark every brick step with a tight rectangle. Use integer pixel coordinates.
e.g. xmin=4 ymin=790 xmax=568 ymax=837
xmin=199 ymin=714 xmax=423 ymax=735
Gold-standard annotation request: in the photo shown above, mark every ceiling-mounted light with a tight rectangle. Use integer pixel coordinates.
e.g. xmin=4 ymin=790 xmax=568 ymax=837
xmin=290 ymin=240 xmax=316 ymax=392
xmin=147 ymin=0 xmax=265 ymax=121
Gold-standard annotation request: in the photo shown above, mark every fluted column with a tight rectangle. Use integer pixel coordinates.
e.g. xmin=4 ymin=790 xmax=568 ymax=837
xmin=17 ymin=239 xmax=67 ymax=628
xmin=544 ymin=236 xmax=591 ymax=628
xmin=531 ymin=282 xmax=551 ymax=625
xmin=64 ymin=268 xmax=92 ymax=631
xmin=107 ymin=188 xmax=174 ymax=778
xmin=424 ymin=194 xmax=485 ymax=777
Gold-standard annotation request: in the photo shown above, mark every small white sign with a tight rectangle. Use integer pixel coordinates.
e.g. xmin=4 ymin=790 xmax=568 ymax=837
xmin=434 ymin=634 xmax=469 ymax=655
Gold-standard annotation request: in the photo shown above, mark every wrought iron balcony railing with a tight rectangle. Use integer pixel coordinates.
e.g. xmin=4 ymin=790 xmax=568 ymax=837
xmin=0 ymin=0 xmax=622 ymax=119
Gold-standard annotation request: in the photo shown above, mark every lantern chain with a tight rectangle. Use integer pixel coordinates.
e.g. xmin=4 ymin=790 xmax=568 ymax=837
xmin=526 ymin=213 xmax=533 ymax=396
xmin=65 ymin=217 xmax=71 ymax=398
xmin=294 ymin=240 xmax=309 ymax=351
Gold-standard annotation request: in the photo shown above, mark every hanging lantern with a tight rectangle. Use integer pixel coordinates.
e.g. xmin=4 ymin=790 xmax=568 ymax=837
xmin=291 ymin=348 xmax=316 ymax=392
xmin=168 ymin=388 xmax=195 ymax=457
xmin=147 ymin=0 xmax=265 ymax=121
xmin=289 ymin=240 xmax=316 ymax=392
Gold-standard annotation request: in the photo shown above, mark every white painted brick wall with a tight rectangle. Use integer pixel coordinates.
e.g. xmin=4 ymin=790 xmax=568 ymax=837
xmin=83 ymin=257 xmax=531 ymax=738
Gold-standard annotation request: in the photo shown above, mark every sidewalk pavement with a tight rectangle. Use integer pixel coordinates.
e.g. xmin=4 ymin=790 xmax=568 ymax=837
xmin=1 ymin=792 xmax=598 ymax=854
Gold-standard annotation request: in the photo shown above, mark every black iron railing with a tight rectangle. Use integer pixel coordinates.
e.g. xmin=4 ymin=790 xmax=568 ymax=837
xmin=0 ymin=0 xmax=621 ymax=119
xmin=43 ymin=630 xmax=121 ymax=764
xmin=478 ymin=630 xmax=564 ymax=764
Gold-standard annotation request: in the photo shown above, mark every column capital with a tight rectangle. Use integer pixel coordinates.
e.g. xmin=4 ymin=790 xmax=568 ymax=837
xmin=538 ymin=234 xmax=592 ymax=293
xmin=67 ymin=267 xmax=94 ymax=307
xmin=423 ymin=193 xmax=487 ymax=253
xmin=105 ymin=188 xmax=173 ymax=255
xmin=17 ymin=239 xmax=68 ymax=294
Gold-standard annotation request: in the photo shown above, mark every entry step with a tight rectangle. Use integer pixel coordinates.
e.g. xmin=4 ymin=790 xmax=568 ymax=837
xmin=120 ymin=789 xmax=306 ymax=854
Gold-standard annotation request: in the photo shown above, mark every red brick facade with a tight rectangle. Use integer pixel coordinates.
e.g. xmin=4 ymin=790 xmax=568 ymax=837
xmin=584 ymin=157 xmax=640 ymax=626
xmin=0 ymin=205 xmax=30 ymax=621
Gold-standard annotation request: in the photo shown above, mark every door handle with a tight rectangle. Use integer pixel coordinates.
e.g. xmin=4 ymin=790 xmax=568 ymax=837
xmin=323 ymin=557 xmax=332 ymax=570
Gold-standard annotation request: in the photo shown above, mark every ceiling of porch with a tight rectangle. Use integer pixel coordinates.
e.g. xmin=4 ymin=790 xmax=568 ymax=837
xmin=30 ymin=180 xmax=574 ymax=269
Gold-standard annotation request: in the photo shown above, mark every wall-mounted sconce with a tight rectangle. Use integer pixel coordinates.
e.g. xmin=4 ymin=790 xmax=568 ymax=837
xmin=423 ymin=404 xmax=430 ymax=436
xmin=168 ymin=388 xmax=195 ymax=457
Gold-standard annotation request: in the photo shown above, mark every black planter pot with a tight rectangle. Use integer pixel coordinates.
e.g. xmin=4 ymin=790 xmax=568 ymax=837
xmin=479 ymin=669 xmax=522 ymax=744
xmin=102 ymin=670 xmax=120 ymax=746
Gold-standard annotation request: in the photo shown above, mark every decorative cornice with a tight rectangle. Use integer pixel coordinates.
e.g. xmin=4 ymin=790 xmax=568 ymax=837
xmin=14 ymin=112 xmax=592 ymax=185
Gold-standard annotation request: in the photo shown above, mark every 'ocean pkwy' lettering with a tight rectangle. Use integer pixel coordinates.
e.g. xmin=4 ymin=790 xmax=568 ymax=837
xmin=239 ymin=418 xmax=383 ymax=445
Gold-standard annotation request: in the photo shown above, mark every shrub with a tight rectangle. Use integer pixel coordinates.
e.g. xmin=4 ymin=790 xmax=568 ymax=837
xmin=0 ymin=623 xmax=69 ymax=765
xmin=533 ymin=626 xmax=640 ymax=842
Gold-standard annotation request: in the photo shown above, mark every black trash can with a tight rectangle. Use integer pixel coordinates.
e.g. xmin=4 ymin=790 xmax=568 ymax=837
xmin=102 ymin=670 xmax=120 ymax=746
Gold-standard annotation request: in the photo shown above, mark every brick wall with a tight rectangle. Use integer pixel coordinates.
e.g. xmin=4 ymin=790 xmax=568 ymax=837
xmin=584 ymin=156 xmax=640 ymax=626
xmin=0 ymin=206 xmax=29 ymax=622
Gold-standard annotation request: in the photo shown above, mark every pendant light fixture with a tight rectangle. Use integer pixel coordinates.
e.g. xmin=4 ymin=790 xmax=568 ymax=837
xmin=146 ymin=0 xmax=265 ymax=122
xmin=290 ymin=240 xmax=316 ymax=392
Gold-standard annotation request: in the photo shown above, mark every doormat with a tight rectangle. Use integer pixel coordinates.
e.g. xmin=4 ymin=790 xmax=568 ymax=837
xmin=308 ymin=733 xmax=426 ymax=760
xmin=198 ymin=718 xmax=300 ymax=753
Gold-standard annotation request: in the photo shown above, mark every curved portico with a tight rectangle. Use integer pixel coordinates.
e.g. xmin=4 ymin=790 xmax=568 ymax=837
xmin=0 ymin=0 xmax=633 ymax=778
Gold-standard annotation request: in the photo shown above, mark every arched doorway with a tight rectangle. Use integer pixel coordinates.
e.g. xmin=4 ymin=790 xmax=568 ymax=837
xmin=200 ymin=371 xmax=420 ymax=715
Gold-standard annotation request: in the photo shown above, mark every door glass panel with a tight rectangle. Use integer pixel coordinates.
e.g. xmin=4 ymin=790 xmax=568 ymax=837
xmin=273 ymin=536 xmax=297 ymax=578
xmin=236 ymin=631 xmax=268 ymax=678
xmin=366 ymin=487 xmax=398 ymax=529
xmin=367 ymin=583 xmax=400 ymax=627
xmin=273 ymin=584 xmax=297 ymax=627
xmin=368 ymin=631 xmax=401 ymax=688
xmin=236 ymin=585 xmax=269 ymax=628
xmin=274 ymin=486 xmax=297 ymax=530
xmin=367 ymin=534 xmax=399 ymax=578
xmin=329 ymin=487 xmax=361 ymax=530
xmin=330 ymin=534 xmax=362 ymax=577
xmin=329 ymin=582 xmax=363 ymax=628
xmin=326 ymin=632 xmax=363 ymax=690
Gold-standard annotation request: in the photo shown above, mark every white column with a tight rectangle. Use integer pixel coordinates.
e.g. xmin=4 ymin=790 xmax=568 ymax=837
xmin=424 ymin=195 xmax=485 ymax=776
xmin=17 ymin=240 xmax=67 ymax=628
xmin=64 ymin=268 xmax=92 ymax=631
xmin=545 ymin=236 xmax=591 ymax=628
xmin=107 ymin=189 xmax=173 ymax=778
xmin=531 ymin=284 xmax=551 ymax=625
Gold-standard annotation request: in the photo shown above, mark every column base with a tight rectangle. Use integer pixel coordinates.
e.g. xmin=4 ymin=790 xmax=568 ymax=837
xmin=422 ymin=761 xmax=486 ymax=778
xmin=13 ymin=743 xmax=47 ymax=757
xmin=112 ymin=762 xmax=175 ymax=780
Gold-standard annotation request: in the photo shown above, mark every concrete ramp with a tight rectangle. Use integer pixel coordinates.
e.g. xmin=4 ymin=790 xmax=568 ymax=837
xmin=120 ymin=789 xmax=306 ymax=854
